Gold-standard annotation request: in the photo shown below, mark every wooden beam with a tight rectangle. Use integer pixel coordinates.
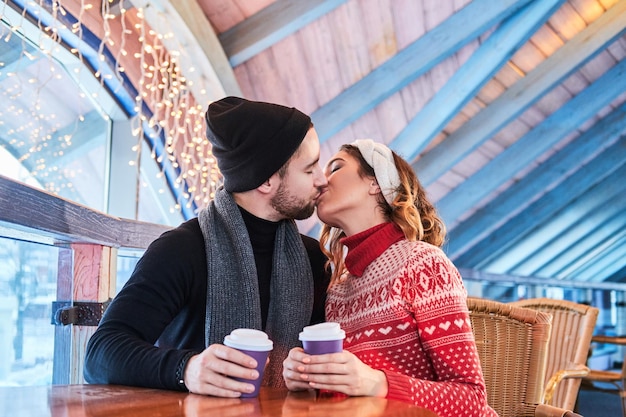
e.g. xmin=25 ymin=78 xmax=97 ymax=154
xmin=414 ymin=0 xmax=626 ymax=183
xmin=454 ymin=157 xmax=626 ymax=272
xmin=486 ymin=178 xmax=626 ymax=274
xmin=311 ymin=0 xmax=534 ymax=142
xmin=607 ymin=265 xmax=626 ymax=283
xmin=53 ymin=246 xmax=73 ymax=384
xmin=570 ymin=232 xmax=626 ymax=282
xmin=437 ymin=56 xmax=626 ymax=224
xmin=0 ymin=175 xmax=171 ymax=248
xmin=71 ymin=243 xmax=115 ymax=383
xmin=390 ymin=0 xmax=566 ymax=161
xmin=531 ymin=205 xmax=626 ymax=278
xmin=219 ymin=0 xmax=348 ymax=67
xmin=52 ymin=242 xmax=118 ymax=383
xmin=445 ymin=102 xmax=626 ymax=259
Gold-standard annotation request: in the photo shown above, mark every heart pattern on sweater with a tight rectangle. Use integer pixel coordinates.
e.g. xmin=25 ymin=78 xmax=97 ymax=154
xmin=397 ymin=322 xmax=410 ymax=330
xmin=379 ymin=326 xmax=392 ymax=335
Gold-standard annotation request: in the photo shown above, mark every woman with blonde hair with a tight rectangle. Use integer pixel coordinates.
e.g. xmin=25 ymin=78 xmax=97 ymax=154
xmin=283 ymin=139 xmax=496 ymax=417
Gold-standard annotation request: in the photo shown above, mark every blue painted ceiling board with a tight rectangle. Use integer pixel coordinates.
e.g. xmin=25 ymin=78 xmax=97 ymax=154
xmin=607 ymin=265 xmax=626 ymax=283
xmin=310 ymin=0 xmax=533 ymax=142
xmin=445 ymin=102 xmax=626 ymax=260
xmin=412 ymin=1 xmax=626 ymax=184
xmin=390 ymin=0 xmax=566 ymax=161
xmin=487 ymin=179 xmax=626 ymax=275
xmin=453 ymin=149 xmax=626 ymax=270
xmin=569 ymin=232 xmax=626 ymax=282
xmin=437 ymin=56 xmax=626 ymax=225
xmin=219 ymin=0 xmax=348 ymax=66
xmin=529 ymin=205 xmax=626 ymax=278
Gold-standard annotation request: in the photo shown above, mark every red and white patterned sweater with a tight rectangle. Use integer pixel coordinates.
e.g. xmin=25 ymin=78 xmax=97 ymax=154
xmin=326 ymin=222 xmax=497 ymax=417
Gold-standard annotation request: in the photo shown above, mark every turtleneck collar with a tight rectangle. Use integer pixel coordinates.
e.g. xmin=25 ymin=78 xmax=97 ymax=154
xmin=238 ymin=205 xmax=279 ymax=253
xmin=340 ymin=222 xmax=405 ymax=277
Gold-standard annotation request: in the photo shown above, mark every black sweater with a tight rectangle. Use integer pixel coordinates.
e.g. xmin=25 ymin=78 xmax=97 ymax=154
xmin=83 ymin=216 xmax=329 ymax=390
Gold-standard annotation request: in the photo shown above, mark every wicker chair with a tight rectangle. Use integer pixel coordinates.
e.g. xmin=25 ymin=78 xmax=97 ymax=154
xmin=467 ymin=297 xmax=582 ymax=417
xmin=511 ymin=298 xmax=599 ymax=411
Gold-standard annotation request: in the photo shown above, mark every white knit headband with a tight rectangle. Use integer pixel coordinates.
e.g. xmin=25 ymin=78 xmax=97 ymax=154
xmin=352 ymin=139 xmax=400 ymax=205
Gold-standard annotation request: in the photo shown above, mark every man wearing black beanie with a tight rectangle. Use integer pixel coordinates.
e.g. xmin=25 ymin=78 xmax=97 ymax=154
xmin=84 ymin=97 xmax=330 ymax=397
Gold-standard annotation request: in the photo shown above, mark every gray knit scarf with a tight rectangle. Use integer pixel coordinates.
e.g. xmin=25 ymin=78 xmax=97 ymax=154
xmin=198 ymin=188 xmax=314 ymax=387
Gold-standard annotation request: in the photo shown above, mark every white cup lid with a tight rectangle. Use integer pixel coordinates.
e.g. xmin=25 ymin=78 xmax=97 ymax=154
xmin=223 ymin=328 xmax=273 ymax=351
xmin=299 ymin=322 xmax=346 ymax=341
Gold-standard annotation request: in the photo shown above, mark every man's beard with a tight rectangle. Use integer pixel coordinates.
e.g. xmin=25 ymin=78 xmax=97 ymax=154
xmin=270 ymin=182 xmax=316 ymax=220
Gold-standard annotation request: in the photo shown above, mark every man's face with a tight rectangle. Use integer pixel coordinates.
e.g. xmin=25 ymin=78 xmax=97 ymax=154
xmin=270 ymin=128 xmax=328 ymax=220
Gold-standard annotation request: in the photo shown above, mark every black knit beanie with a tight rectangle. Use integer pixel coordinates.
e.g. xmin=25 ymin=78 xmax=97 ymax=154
xmin=205 ymin=96 xmax=312 ymax=192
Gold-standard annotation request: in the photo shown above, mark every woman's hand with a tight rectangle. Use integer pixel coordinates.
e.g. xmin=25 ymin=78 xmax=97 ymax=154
xmin=283 ymin=347 xmax=316 ymax=391
xmin=283 ymin=347 xmax=388 ymax=397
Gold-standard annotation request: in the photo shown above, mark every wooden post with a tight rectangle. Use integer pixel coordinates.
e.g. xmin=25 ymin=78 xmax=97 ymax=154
xmin=52 ymin=243 xmax=116 ymax=384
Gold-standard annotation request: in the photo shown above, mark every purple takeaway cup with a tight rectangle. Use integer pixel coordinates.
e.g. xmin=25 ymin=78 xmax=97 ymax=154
xmin=299 ymin=322 xmax=346 ymax=355
xmin=223 ymin=329 xmax=273 ymax=398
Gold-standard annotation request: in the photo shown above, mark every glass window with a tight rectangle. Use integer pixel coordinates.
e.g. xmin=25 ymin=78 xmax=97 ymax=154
xmin=0 ymin=237 xmax=57 ymax=386
xmin=0 ymin=16 xmax=181 ymax=388
xmin=0 ymin=23 xmax=109 ymax=211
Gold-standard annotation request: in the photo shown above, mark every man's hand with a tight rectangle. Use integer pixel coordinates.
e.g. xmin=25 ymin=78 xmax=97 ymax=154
xmin=183 ymin=344 xmax=260 ymax=397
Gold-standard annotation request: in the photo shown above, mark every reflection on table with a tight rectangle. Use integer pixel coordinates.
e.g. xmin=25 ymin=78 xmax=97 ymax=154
xmin=0 ymin=384 xmax=440 ymax=417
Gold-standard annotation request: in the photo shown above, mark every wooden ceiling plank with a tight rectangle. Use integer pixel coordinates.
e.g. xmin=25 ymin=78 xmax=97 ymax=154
xmin=390 ymin=0 xmax=426 ymax=50
xmin=527 ymin=202 xmax=626 ymax=278
xmin=487 ymin=163 xmax=626 ymax=275
xmin=438 ymin=56 xmax=626 ymax=225
xmin=607 ymin=35 xmax=626 ymax=60
xmin=446 ymin=102 xmax=626 ymax=260
xmin=414 ymin=0 xmax=626 ymax=185
xmin=296 ymin=18 xmax=343 ymax=107
xmin=569 ymin=0 xmax=607 ymax=23
xmin=568 ymin=232 xmax=626 ymax=281
xmin=548 ymin=2 xmax=588 ymax=41
xmin=390 ymin=0 xmax=565 ymax=161
xmin=455 ymin=152 xmax=626 ymax=271
xmin=607 ymin=266 xmax=626 ymax=283
xmin=219 ymin=0 xmax=348 ymax=67
xmin=360 ymin=0 xmax=397 ymax=68
xmin=326 ymin=1 xmax=371 ymax=88
xmin=311 ymin=0 xmax=534 ymax=142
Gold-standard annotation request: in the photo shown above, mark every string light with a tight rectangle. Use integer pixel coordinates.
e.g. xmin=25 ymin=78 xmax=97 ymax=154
xmin=0 ymin=0 xmax=221 ymax=217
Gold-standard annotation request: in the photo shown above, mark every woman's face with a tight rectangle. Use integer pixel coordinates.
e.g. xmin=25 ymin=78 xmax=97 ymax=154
xmin=316 ymin=150 xmax=378 ymax=230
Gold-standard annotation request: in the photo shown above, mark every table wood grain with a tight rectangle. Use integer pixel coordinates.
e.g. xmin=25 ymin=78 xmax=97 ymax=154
xmin=0 ymin=385 xmax=440 ymax=417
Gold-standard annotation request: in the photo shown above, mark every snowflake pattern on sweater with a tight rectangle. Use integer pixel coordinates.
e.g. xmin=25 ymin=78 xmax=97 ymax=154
xmin=326 ymin=230 xmax=497 ymax=417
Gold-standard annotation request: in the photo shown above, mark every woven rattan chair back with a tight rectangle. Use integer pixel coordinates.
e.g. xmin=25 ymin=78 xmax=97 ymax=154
xmin=511 ymin=298 xmax=599 ymax=411
xmin=467 ymin=297 xmax=553 ymax=417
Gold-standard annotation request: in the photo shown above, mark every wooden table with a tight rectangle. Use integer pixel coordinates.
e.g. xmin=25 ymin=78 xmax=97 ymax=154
xmin=0 ymin=384 xmax=439 ymax=417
